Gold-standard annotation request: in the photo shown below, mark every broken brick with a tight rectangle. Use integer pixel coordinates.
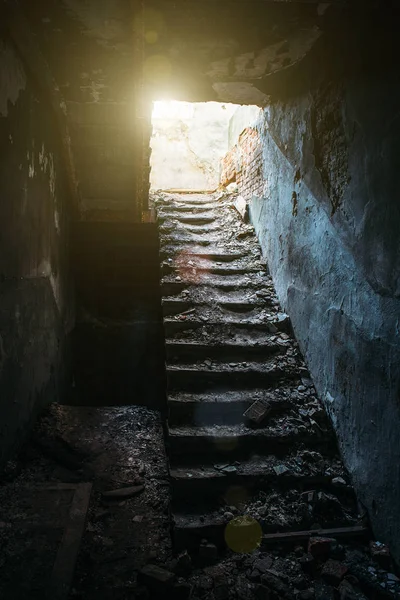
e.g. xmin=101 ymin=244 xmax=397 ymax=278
xmin=321 ymin=559 xmax=348 ymax=586
xmin=138 ymin=564 xmax=175 ymax=591
xmin=308 ymin=537 xmax=336 ymax=559
xmin=369 ymin=541 xmax=392 ymax=569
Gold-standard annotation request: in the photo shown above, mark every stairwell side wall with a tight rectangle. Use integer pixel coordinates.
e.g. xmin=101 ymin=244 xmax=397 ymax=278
xmin=0 ymin=33 xmax=74 ymax=468
xmin=249 ymin=70 xmax=400 ymax=563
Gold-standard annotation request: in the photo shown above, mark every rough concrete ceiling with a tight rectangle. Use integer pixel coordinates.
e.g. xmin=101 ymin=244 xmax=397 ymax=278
xmin=20 ymin=0 xmax=329 ymax=105
xmin=14 ymin=0 xmax=342 ymax=215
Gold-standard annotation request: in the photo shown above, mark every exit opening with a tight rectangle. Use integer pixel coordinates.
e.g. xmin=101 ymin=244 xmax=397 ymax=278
xmin=149 ymin=101 xmax=262 ymax=194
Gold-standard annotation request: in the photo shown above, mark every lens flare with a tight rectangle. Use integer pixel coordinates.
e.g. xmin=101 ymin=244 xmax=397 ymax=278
xmin=145 ymin=30 xmax=158 ymax=44
xmin=225 ymin=515 xmax=263 ymax=553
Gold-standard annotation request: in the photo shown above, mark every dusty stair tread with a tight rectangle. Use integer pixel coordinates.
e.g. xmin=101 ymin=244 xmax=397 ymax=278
xmin=172 ymin=512 xmax=368 ymax=550
xmin=161 ymin=263 xmax=265 ymax=277
xmin=173 ymin=215 xmax=218 ymax=225
xmin=155 ymin=196 xmax=221 ymax=207
xmin=159 ymin=245 xmax=255 ymax=259
xmin=162 ymin=289 xmax=269 ymax=304
xmin=162 ymin=255 xmax=264 ymax=269
xmin=167 ymin=422 xmax=333 ymax=454
xmin=162 ymin=251 xmax=250 ymax=263
xmin=163 ymin=321 xmax=293 ymax=345
xmin=167 ymin=388 xmax=295 ymax=426
xmin=163 ymin=306 xmax=275 ymax=326
xmin=162 ymin=299 xmax=266 ymax=311
xmin=161 ymin=278 xmax=272 ymax=297
xmin=160 ymin=221 xmax=222 ymax=233
xmin=157 ymin=204 xmax=218 ymax=213
xmin=168 ymin=423 xmax=307 ymax=438
xmin=166 ymin=358 xmax=299 ymax=375
xmin=170 ymin=452 xmax=349 ymax=485
xmin=159 ymin=232 xmax=229 ymax=245
xmin=166 ymin=361 xmax=299 ymax=391
xmin=167 ymin=389 xmax=295 ymax=406
xmin=162 ymin=293 xmax=274 ymax=309
xmin=162 ymin=300 xmax=271 ymax=318
xmin=161 ymin=270 xmax=270 ymax=286
xmin=167 ymin=387 xmax=297 ymax=426
xmin=165 ymin=339 xmax=283 ymax=354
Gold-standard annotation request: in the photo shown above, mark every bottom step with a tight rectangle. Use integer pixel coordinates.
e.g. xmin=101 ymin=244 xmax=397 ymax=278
xmin=173 ymin=512 xmax=366 ymax=553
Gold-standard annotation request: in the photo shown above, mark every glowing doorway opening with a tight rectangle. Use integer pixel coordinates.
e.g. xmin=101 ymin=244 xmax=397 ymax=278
xmin=150 ymin=100 xmax=238 ymax=192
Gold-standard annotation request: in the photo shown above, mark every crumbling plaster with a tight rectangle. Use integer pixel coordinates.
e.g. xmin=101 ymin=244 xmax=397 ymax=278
xmin=249 ymin=69 xmax=400 ymax=563
xmin=0 ymin=34 xmax=73 ymax=467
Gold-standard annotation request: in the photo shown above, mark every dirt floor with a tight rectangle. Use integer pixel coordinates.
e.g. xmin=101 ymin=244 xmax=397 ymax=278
xmin=0 ymin=403 xmax=399 ymax=599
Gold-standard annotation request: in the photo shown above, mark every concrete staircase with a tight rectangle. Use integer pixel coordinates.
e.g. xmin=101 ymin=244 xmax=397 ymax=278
xmin=157 ymin=192 xmax=360 ymax=557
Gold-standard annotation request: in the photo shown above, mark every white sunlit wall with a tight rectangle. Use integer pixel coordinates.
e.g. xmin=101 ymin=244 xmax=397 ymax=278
xmin=149 ymin=101 xmax=238 ymax=192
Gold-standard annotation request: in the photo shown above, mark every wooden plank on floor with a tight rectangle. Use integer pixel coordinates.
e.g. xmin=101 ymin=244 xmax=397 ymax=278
xmin=262 ymin=525 xmax=369 ymax=546
xmin=48 ymin=482 xmax=92 ymax=600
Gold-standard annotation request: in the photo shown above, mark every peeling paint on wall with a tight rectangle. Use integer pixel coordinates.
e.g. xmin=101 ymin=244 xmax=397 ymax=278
xmin=0 ymin=40 xmax=27 ymax=117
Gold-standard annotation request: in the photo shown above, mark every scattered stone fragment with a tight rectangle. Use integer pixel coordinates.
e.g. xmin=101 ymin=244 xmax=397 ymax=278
xmin=253 ymin=556 xmax=273 ymax=574
xmin=308 ymin=537 xmax=336 ymax=559
xmin=261 ymin=572 xmax=295 ymax=600
xmin=233 ymin=196 xmax=249 ymax=221
xmin=214 ymin=463 xmax=230 ymax=470
xmin=301 ymin=490 xmax=316 ymax=504
xmin=236 ymin=575 xmax=254 ymax=600
xmin=273 ymin=464 xmax=289 ymax=476
xmin=243 ymin=400 xmax=271 ymax=426
xmin=174 ymin=550 xmax=192 ymax=576
xmin=369 ymin=540 xmax=392 ymax=569
xmin=321 ymin=559 xmax=348 ymax=586
xmin=133 ymin=515 xmax=144 ymax=523
xmin=221 ymin=465 xmax=237 ymax=474
xmin=315 ymin=580 xmax=335 ymax=600
xmin=102 ymin=484 xmax=144 ymax=500
xmin=138 ymin=564 xmax=175 ymax=591
xmin=332 ymin=477 xmax=347 ymax=486
xmin=338 ymin=579 xmax=368 ymax=600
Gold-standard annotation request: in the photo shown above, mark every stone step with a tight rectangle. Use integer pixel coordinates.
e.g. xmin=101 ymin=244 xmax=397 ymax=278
xmin=162 ymin=299 xmax=266 ymax=317
xmin=167 ymin=390 xmax=292 ymax=426
xmin=155 ymin=195 xmax=219 ymax=207
xmin=160 ymin=251 xmax=249 ymax=263
xmin=166 ymin=360 xmax=299 ymax=392
xmin=161 ymin=263 xmax=264 ymax=277
xmin=175 ymin=215 xmax=217 ymax=225
xmin=161 ymin=274 xmax=271 ymax=296
xmin=172 ymin=502 xmax=361 ymax=553
xmin=159 ymin=232 xmax=223 ymax=245
xmin=163 ymin=319 xmax=284 ymax=338
xmin=167 ymin=422 xmax=332 ymax=460
xmin=166 ymin=340 xmax=283 ymax=363
xmin=160 ymin=221 xmax=221 ymax=234
xmin=170 ymin=455 xmax=354 ymax=503
xmin=163 ymin=291 xmax=274 ymax=308
xmin=157 ymin=204 xmax=218 ymax=214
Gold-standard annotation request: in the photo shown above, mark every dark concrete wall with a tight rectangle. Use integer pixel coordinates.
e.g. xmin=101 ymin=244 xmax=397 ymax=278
xmin=249 ymin=52 xmax=400 ymax=561
xmin=0 ymin=33 xmax=73 ymax=467
xmin=70 ymin=221 xmax=165 ymax=410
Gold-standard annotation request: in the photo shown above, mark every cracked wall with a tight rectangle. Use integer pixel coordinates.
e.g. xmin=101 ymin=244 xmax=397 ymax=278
xmin=0 ymin=33 xmax=73 ymax=467
xmin=249 ymin=47 xmax=400 ymax=563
